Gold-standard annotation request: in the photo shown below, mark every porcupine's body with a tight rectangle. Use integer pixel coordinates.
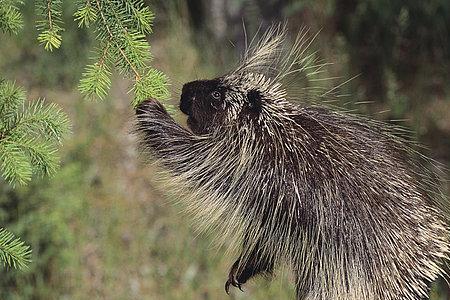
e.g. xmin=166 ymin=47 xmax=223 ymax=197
xmin=135 ymin=26 xmax=450 ymax=300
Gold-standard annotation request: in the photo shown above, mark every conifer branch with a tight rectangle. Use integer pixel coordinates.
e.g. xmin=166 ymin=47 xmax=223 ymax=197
xmin=36 ymin=0 xmax=64 ymax=51
xmin=75 ymin=0 xmax=170 ymax=106
xmin=0 ymin=228 xmax=31 ymax=270
xmin=4 ymin=1 xmax=171 ymax=106
xmin=95 ymin=0 xmax=142 ymax=80
xmin=0 ymin=0 xmax=24 ymax=34
xmin=0 ymin=1 xmax=70 ymax=273
xmin=0 ymin=79 xmax=70 ymax=185
xmin=74 ymin=0 xmax=96 ymax=27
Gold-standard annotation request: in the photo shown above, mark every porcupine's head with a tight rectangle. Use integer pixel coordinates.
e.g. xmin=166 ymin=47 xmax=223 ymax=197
xmin=179 ymin=75 xmax=275 ymax=135
xmin=179 ymin=78 xmax=229 ymax=135
xmin=179 ymin=25 xmax=318 ymax=135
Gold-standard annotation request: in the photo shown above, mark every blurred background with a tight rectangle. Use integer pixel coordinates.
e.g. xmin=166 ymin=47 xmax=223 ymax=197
xmin=0 ymin=0 xmax=449 ymax=299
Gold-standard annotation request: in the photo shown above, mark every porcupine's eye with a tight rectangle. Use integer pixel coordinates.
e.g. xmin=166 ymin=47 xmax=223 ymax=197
xmin=211 ymin=91 xmax=220 ymax=100
xmin=210 ymin=90 xmax=222 ymax=109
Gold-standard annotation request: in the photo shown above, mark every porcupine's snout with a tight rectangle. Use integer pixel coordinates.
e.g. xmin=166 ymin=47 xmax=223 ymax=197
xmin=180 ymin=80 xmax=202 ymax=116
xmin=179 ymin=80 xmax=210 ymax=134
xmin=179 ymin=86 xmax=198 ymax=132
xmin=179 ymin=91 xmax=193 ymax=116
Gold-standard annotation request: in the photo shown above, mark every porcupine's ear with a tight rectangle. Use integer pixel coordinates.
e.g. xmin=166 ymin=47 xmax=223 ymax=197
xmin=247 ymin=89 xmax=262 ymax=114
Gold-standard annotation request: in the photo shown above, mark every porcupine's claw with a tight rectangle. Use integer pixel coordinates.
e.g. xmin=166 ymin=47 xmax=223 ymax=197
xmin=225 ymin=261 xmax=245 ymax=294
xmin=225 ymin=277 xmax=243 ymax=294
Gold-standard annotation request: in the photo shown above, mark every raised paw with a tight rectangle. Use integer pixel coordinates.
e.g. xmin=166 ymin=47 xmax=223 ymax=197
xmin=225 ymin=261 xmax=245 ymax=295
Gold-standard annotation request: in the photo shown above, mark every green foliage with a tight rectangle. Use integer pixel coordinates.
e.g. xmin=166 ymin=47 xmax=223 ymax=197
xmin=0 ymin=79 xmax=70 ymax=186
xmin=0 ymin=1 xmax=71 ymax=274
xmin=132 ymin=68 xmax=171 ymax=107
xmin=73 ymin=1 xmax=96 ymax=27
xmin=0 ymin=0 xmax=24 ymax=34
xmin=0 ymin=2 xmax=92 ymax=90
xmin=2 ymin=1 xmax=170 ymax=106
xmin=75 ymin=0 xmax=170 ymax=105
xmin=78 ymin=56 xmax=112 ymax=100
xmin=36 ymin=0 xmax=64 ymax=51
xmin=20 ymin=0 xmax=171 ymax=106
xmin=0 ymin=228 xmax=31 ymax=270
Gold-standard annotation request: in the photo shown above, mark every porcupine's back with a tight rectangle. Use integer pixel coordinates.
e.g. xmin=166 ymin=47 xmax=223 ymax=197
xmin=269 ymin=102 xmax=450 ymax=300
xmin=207 ymin=25 xmax=450 ymax=299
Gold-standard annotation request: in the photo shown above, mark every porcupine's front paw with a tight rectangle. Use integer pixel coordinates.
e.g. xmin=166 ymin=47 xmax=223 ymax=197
xmin=135 ymin=98 xmax=169 ymax=117
xmin=225 ymin=260 xmax=245 ymax=294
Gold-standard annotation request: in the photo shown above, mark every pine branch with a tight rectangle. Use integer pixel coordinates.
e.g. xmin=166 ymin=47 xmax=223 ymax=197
xmin=3 ymin=1 xmax=170 ymax=106
xmin=10 ymin=137 xmax=58 ymax=176
xmin=0 ymin=228 xmax=31 ymax=270
xmin=94 ymin=0 xmax=145 ymax=79
xmin=0 ymin=79 xmax=26 ymax=128
xmin=0 ymin=1 xmax=68 ymax=274
xmin=8 ymin=99 xmax=70 ymax=142
xmin=0 ymin=0 xmax=24 ymax=34
xmin=36 ymin=0 xmax=64 ymax=51
xmin=75 ymin=0 xmax=170 ymax=106
xmin=0 ymin=79 xmax=70 ymax=186
xmin=78 ymin=52 xmax=112 ymax=100
xmin=121 ymin=0 xmax=154 ymax=34
xmin=0 ymin=138 xmax=32 ymax=185
xmin=74 ymin=0 xmax=97 ymax=28
xmin=132 ymin=68 xmax=170 ymax=107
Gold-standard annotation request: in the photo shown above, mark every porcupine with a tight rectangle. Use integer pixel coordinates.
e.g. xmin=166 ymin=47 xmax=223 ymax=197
xmin=135 ymin=25 xmax=450 ymax=300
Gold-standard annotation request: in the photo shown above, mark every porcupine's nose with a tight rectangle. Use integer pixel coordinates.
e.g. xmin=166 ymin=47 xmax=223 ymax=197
xmin=180 ymin=81 xmax=197 ymax=115
xmin=180 ymin=80 xmax=204 ymax=116
xmin=179 ymin=93 xmax=193 ymax=115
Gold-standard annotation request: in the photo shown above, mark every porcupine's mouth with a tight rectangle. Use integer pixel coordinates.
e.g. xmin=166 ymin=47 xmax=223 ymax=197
xmin=186 ymin=116 xmax=196 ymax=131
xmin=179 ymin=95 xmax=206 ymax=135
xmin=186 ymin=112 xmax=211 ymax=135
xmin=186 ymin=116 xmax=206 ymax=135
xmin=179 ymin=95 xmax=197 ymax=133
